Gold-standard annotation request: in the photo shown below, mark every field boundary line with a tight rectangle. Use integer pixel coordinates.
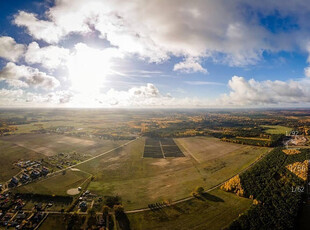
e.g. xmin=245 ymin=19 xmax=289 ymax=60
xmin=175 ymin=139 xmax=200 ymax=163
xmin=141 ymin=138 xmax=145 ymax=158
xmin=159 ymin=140 xmax=166 ymax=158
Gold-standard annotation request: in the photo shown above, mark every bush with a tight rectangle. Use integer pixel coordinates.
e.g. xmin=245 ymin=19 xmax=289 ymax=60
xmin=105 ymin=195 xmax=122 ymax=208
xmin=191 ymin=186 xmax=205 ymax=197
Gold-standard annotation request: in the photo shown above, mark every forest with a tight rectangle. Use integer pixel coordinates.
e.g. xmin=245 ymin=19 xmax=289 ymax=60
xmin=227 ymin=148 xmax=309 ymax=229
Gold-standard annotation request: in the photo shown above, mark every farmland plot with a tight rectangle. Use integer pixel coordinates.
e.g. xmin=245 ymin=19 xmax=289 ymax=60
xmin=162 ymin=145 xmax=184 ymax=157
xmin=143 ymin=138 xmax=185 ymax=158
xmin=143 ymin=146 xmax=164 ymax=158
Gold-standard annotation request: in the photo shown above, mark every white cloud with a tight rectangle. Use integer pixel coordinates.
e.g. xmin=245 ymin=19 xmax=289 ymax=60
xmin=6 ymin=1 xmax=310 ymax=107
xmin=0 ymin=89 xmax=42 ymax=106
xmin=218 ymin=76 xmax=310 ymax=106
xmin=0 ymin=83 xmax=172 ymax=107
xmin=174 ymin=58 xmax=208 ymax=73
xmin=0 ymin=62 xmax=60 ymax=90
xmin=42 ymin=91 xmax=74 ymax=104
xmin=304 ymin=67 xmax=310 ymax=77
xmin=0 ymin=36 xmax=25 ymax=61
xmin=304 ymin=43 xmax=310 ymax=77
xmin=4 ymin=79 xmax=29 ymax=88
xmin=96 ymin=83 xmax=170 ymax=107
xmin=0 ymin=89 xmax=75 ymax=107
xmin=0 ymin=88 xmax=23 ymax=99
xmin=25 ymin=42 xmax=70 ymax=69
xmin=0 ymin=84 xmax=200 ymax=108
xmin=95 ymin=84 xmax=215 ymax=107
xmin=12 ymin=0 xmax=279 ymax=67
xmin=14 ymin=11 xmax=64 ymax=43
xmin=3 ymin=77 xmax=310 ymax=108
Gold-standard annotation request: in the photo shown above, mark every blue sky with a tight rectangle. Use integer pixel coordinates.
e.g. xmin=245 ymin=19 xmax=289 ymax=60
xmin=1 ymin=0 xmax=310 ymax=107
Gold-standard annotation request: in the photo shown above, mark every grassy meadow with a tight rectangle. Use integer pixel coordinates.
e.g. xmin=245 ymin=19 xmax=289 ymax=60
xmin=1 ymin=133 xmax=269 ymax=210
xmin=0 ymin=139 xmax=45 ymax=183
xmin=261 ymin=125 xmax=292 ymax=135
xmin=74 ymin=136 xmax=269 ymax=210
xmin=1 ymin=133 xmax=126 ymax=157
xmin=127 ymin=189 xmax=252 ymax=230
xmin=15 ymin=169 xmax=90 ymax=196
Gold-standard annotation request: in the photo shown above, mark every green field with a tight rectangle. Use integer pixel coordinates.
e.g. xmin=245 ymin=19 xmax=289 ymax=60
xmin=261 ymin=125 xmax=292 ymax=134
xmin=1 ymin=109 xmax=296 ymax=229
xmin=0 ymin=133 xmax=126 ymax=184
xmin=1 ymin=133 xmax=126 ymax=156
xmin=0 ymin=139 xmax=45 ymax=183
xmin=39 ymin=189 xmax=253 ymax=230
xmin=15 ymin=170 xmax=90 ymax=196
xmin=74 ymin=136 xmax=269 ymax=210
xmin=128 ymin=189 xmax=252 ymax=230
xmin=5 ymin=135 xmax=269 ymax=210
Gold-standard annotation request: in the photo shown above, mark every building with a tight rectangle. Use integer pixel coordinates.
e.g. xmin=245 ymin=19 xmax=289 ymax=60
xmin=79 ymin=201 xmax=87 ymax=212
xmin=21 ymin=173 xmax=30 ymax=182
xmin=30 ymin=170 xmax=40 ymax=179
xmin=9 ymin=177 xmax=19 ymax=187
xmin=41 ymin=167 xmax=49 ymax=175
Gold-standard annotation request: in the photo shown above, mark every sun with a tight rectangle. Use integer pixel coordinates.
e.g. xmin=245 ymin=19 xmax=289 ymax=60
xmin=67 ymin=43 xmax=113 ymax=94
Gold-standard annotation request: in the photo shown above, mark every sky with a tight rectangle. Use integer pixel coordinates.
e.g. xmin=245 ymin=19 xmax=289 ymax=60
xmin=1 ymin=0 xmax=310 ymax=108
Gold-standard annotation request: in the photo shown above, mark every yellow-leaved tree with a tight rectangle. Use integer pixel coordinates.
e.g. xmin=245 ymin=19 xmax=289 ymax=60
xmin=220 ymin=175 xmax=245 ymax=197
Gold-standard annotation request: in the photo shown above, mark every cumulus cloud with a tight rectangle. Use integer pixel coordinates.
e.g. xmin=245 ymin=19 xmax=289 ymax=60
xmin=6 ymin=0 xmax=310 ymax=108
xmin=0 ymin=83 xmax=173 ymax=107
xmin=25 ymin=42 xmax=70 ymax=69
xmin=14 ymin=11 xmax=64 ymax=43
xmin=42 ymin=91 xmax=74 ymax=104
xmin=218 ymin=76 xmax=310 ymax=106
xmin=0 ymin=36 xmax=25 ymax=61
xmin=0 ymin=89 xmax=75 ymax=107
xmin=0 ymin=88 xmax=23 ymax=99
xmin=90 ymin=83 xmax=217 ymax=108
xmin=0 ymin=62 xmax=60 ymax=90
xmin=4 ymin=77 xmax=310 ymax=108
xmin=0 ymin=89 xmax=32 ymax=107
xmin=96 ymin=83 xmax=171 ymax=107
xmin=174 ymin=58 xmax=208 ymax=73
xmin=13 ymin=0 xmax=282 ymax=67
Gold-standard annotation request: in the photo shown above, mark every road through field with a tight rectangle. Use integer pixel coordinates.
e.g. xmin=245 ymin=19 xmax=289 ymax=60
xmin=64 ymin=136 xmax=140 ymax=171
xmin=2 ymin=137 xmax=140 ymax=193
